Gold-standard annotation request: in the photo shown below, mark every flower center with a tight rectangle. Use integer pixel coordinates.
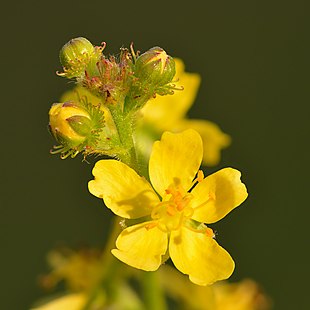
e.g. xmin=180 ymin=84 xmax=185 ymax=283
xmin=150 ymin=185 xmax=194 ymax=232
xmin=145 ymin=170 xmax=215 ymax=236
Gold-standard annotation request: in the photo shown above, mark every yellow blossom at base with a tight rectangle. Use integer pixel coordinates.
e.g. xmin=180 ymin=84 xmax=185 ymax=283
xmin=138 ymin=58 xmax=231 ymax=166
xmin=214 ymin=279 xmax=272 ymax=310
xmin=39 ymin=247 xmax=102 ymax=292
xmin=160 ymin=266 xmax=272 ymax=310
xmin=89 ymin=129 xmax=248 ymax=285
xmin=31 ymin=293 xmax=86 ymax=310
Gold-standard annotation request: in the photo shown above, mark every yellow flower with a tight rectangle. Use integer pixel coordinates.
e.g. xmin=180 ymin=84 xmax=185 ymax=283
xmin=39 ymin=247 xmax=102 ymax=292
xmin=138 ymin=59 xmax=231 ymax=166
xmin=213 ymin=279 xmax=272 ymax=310
xmin=160 ymin=265 xmax=272 ymax=310
xmin=31 ymin=293 xmax=87 ymax=310
xmin=89 ymin=129 xmax=248 ymax=285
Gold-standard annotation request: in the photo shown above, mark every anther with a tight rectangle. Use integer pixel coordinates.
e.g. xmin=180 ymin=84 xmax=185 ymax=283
xmin=145 ymin=222 xmax=158 ymax=230
xmin=197 ymin=170 xmax=204 ymax=182
xmin=166 ymin=205 xmax=176 ymax=216
xmin=205 ymin=228 xmax=214 ymax=238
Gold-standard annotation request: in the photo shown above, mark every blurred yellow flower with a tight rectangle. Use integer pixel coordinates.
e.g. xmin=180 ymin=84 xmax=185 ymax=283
xmin=39 ymin=247 xmax=102 ymax=292
xmin=89 ymin=129 xmax=247 ymax=285
xmin=138 ymin=58 xmax=231 ymax=166
xmin=32 ymin=284 xmax=144 ymax=310
xmin=213 ymin=279 xmax=272 ymax=310
xmin=160 ymin=265 xmax=272 ymax=310
xmin=31 ymin=293 xmax=86 ymax=310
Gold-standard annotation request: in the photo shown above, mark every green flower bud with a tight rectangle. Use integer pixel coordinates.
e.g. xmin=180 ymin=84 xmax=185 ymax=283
xmin=49 ymin=100 xmax=105 ymax=159
xmin=49 ymin=102 xmax=91 ymax=147
xmin=134 ymin=47 xmax=176 ymax=87
xmin=58 ymin=37 xmax=102 ymax=79
xmin=66 ymin=115 xmax=93 ymax=137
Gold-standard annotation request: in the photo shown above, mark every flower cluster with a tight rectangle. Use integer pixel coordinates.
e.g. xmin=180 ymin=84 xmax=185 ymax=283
xmin=38 ymin=37 xmax=271 ymax=309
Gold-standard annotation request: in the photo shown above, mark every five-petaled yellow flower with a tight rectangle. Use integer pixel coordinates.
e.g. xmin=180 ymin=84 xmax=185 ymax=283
xmin=89 ymin=129 xmax=248 ymax=285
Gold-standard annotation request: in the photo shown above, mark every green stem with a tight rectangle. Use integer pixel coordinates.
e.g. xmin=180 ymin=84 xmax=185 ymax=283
xmin=82 ymin=217 xmax=122 ymax=310
xmin=142 ymin=272 xmax=168 ymax=310
xmin=84 ymin=99 xmax=167 ymax=309
xmin=108 ymin=105 xmax=140 ymax=173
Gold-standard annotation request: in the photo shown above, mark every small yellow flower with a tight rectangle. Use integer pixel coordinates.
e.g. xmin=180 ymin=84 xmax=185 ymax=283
xmin=39 ymin=247 xmax=102 ymax=292
xmin=160 ymin=265 xmax=272 ymax=310
xmin=31 ymin=293 xmax=86 ymax=310
xmin=89 ymin=130 xmax=248 ymax=285
xmin=213 ymin=279 xmax=272 ymax=310
xmin=138 ymin=59 xmax=231 ymax=166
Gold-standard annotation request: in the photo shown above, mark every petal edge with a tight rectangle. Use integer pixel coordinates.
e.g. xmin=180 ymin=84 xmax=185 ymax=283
xmin=88 ymin=160 xmax=159 ymax=219
xmin=112 ymin=222 xmax=168 ymax=271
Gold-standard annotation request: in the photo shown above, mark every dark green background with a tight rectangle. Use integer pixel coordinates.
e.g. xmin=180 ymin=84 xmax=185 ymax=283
xmin=1 ymin=1 xmax=309 ymax=309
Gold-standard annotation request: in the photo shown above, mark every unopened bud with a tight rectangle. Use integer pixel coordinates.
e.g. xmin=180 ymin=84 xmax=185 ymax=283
xmin=134 ymin=47 xmax=176 ymax=87
xmin=49 ymin=102 xmax=91 ymax=147
xmin=58 ymin=37 xmax=102 ymax=79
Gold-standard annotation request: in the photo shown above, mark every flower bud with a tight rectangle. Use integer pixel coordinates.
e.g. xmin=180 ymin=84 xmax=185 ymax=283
xmin=58 ymin=37 xmax=102 ymax=79
xmin=134 ymin=47 xmax=176 ymax=87
xmin=49 ymin=102 xmax=91 ymax=147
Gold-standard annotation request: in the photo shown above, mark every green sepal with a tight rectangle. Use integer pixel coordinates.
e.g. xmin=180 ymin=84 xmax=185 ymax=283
xmin=66 ymin=115 xmax=93 ymax=136
xmin=134 ymin=47 xmax=176 ymax=87
xmin=58 ymin=37 xmax=103 ymax=79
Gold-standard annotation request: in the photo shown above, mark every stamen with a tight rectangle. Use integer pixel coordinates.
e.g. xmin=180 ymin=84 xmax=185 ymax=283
xmin=205 ymin=227 xmax=214 ymax=238
xmin=183 ymin=206 xmax=194 ymax=219
xmin=197 ymin=170 xmax=204 ymax=182
xmin=189 ymin=170 xmax=205 ymax=189
xmin=166 ymin=205 xmax=176 ymax=216
xmin=145 ymin=222 xmax=158 ymax=230
xmin=174 ymin=214 xmax=185 ymax=231
xmin=176 ymin=202 xmax=184 ymax=211
xmin=165 ymin=185 xmax=176 ymax=196
xmin=151 ymin=201 xmax=171 ymax=219
xmin=153 ymin=185 xmax=195 ymax=232
xmin=165 ymin=188 xmax=172 ymax=195
xmin=185 ymin=223 xmax=214 ymax=237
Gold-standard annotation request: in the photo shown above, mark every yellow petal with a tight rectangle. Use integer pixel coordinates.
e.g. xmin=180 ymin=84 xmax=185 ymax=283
xmin=32 ymin=293 xmax=86 ymax=310
xmin=112 ymin=222 xmax=168 ymax=271
xmin=88 ymin=160 xmax=159 ymax=219
xmin=173 ymin=119 xmax=231 ymax=166
xmin=213 ymin=279 xmax=272 ymax=310
xmin=190 ymin=168 xmax=248 ymax=224
xmin=140 ymin=58 xmax=201 ymax=130
xmin=149 ymin=130 xmax=203 ymax=197
xmin=169 ymin=226 xmax=235 ymax=285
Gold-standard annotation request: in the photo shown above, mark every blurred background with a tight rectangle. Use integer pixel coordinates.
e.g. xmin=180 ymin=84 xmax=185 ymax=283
xmin=1 ymin=1 xmax=309 ymax=309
